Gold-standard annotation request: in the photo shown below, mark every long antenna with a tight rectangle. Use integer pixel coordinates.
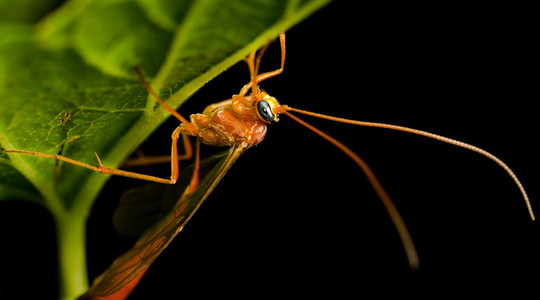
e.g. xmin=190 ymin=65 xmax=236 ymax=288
xmin=282 ymin=105 xmax=535 ymax=221
xmin=283 ymin=111 xmax=420 ymax=269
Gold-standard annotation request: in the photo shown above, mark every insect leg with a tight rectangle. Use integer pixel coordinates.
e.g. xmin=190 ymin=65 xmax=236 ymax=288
xmin=240 ymin=32 xmax=286 ymax=96
xmin=254 ymin=32 xmax=285 ymax=82
xmin=88 ymin=126 xmax=187 ymax=184
xmin=3 ymin=125 xmax=192 ymax=184
xmin=177 ymin=139 xmax=201 ymax=204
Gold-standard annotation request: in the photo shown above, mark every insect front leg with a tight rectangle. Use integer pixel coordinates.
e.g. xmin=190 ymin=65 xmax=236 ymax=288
xmin=239 ymin=32 xmax=286 ymax=96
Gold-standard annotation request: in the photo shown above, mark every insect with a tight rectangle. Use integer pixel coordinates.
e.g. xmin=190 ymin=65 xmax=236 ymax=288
xmin=2 ymin=32 xmax=534 ymax=299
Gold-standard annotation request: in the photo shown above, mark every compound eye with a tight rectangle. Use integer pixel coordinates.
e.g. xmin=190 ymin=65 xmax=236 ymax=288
xmin=256 ymin=100 xmax=277 ymax=123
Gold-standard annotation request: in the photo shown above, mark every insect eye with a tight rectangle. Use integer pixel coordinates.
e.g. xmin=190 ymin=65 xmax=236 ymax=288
xmin=256 ymin=100 xmax=278 ymax=123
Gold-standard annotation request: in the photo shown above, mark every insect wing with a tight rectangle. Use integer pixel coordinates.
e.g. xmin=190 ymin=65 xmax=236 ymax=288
xmin=87 ymin=146 xmax=245 ymax=297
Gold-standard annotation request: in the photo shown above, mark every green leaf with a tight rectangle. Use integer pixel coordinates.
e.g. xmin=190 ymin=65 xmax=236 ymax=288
xmin=1 ymin=0 xmax=332 ymax=209
xmin=0 ymin=157 xmax=42 ymax=204
xmin=0 ymin=0 xmax=332 ymax=298
xmin=0 ymin=0 xmax=61 ymax=24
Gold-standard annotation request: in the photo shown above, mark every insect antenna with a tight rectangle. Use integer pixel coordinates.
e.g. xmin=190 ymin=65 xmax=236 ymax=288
xmin=281 ymin=110 xmax=420 ymax=269
xmin=281 ymin=105 xmax=535 ymax=221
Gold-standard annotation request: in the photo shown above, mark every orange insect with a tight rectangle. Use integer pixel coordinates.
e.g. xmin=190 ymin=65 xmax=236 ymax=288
xmin=2 ymin=32 xmax=534 ymax=299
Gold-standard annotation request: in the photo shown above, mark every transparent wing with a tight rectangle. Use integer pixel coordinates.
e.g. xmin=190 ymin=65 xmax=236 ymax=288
xmin=88 ymin=146 xmax=245 ymax=297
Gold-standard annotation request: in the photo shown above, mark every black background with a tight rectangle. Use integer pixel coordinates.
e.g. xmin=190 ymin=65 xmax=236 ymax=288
xmin=1 ymin=1 xmax=538 ymax=298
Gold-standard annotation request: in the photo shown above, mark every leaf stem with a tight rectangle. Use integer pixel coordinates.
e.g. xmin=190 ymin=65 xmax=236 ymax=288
xmin=56 ymin=213 xmax=88 ymax=300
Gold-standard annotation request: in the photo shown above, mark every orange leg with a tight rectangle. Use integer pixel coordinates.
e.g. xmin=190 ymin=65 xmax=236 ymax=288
xmin=95 ymin=126 xmax=192 ymax=184
xmin=240 ymin=32 xmax=286 ymax=97
xmin=2 ymin=126 xmax=194 ymax=185
xmin=3 ymin=67 xmax=202 ymax=185
xmin=178 ymin=139 xmax=201 ymax=203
